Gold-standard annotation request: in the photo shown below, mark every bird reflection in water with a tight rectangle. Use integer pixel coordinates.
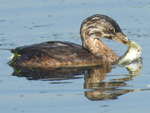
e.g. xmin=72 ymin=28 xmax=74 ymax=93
xmin=84 ymin=59 xmax=142 ymax=101
xmin=84 ymin=40 xmax=142 ymax=101
xmin=10 ymin=58 xmax=142 ymax=101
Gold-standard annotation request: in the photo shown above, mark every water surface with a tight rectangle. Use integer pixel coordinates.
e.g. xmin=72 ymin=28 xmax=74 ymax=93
xmin=0 ymin=0 xmax=150 ymax=113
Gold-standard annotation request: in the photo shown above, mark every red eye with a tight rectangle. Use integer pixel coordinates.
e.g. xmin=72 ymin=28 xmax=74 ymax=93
xmin=138 ymin=49 xmax=140 ymax=52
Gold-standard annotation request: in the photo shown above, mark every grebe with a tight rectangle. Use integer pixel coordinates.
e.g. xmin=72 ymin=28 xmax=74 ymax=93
xmin=9 ymin=14 xmax=130 ymax=68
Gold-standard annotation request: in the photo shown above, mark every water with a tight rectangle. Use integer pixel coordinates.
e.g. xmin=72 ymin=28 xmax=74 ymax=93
xmin=0 ymin=0 xmax=150 ymax=113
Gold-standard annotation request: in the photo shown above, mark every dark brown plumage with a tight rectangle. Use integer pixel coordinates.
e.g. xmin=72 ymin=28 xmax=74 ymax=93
xmin=9 ymin=14 xmax=130 ymax=68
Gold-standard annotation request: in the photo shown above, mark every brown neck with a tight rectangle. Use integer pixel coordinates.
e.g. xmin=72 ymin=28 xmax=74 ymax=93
xmin=82 ymin=38 xmax=119 ymax=63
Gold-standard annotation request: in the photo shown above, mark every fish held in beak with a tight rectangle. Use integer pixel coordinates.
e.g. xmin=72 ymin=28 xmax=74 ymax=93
xmin=118 ymin=40 xmax=142 ymax=65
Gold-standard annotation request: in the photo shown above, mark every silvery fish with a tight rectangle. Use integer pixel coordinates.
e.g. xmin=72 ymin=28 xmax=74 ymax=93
xmin=118 ymin=40 xmax=142 ymax=65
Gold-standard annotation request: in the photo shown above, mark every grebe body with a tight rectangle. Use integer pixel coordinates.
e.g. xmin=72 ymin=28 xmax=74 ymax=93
xmin=9 ymin=14 xmax=129 ymax=68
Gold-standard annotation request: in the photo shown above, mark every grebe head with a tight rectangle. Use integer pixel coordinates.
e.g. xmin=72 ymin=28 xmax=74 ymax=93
xmin=80 ymin=14 xmax=129 ymax=45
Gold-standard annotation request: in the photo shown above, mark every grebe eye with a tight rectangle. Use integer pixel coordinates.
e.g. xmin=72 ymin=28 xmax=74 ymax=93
xmin=138 ymin=49 xmax=140 ymax=52
xmin=109 ymin=27 xmax=115 ymax=34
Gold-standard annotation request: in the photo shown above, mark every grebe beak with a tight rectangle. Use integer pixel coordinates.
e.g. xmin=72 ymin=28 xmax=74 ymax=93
xmin=112 ymin=32 xmax=130 ymax=46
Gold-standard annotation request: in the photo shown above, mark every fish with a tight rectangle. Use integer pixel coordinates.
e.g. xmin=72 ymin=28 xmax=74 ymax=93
xmin=118 ymin=40 xmax=142 ymax=65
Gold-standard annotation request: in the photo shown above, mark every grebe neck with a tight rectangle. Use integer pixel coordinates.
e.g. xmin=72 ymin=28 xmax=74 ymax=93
xmin=82 ymin=37 xmax=118 ymax=63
